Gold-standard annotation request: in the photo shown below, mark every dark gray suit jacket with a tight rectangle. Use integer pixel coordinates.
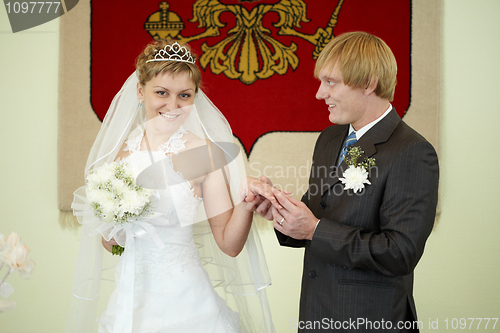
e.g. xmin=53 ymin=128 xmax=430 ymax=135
xmin=277 ymin=109 xmax=439 ymax=332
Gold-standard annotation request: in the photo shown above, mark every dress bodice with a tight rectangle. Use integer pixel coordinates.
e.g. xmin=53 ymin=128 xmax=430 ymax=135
xmin=121 ymin=126 xmax=203 ymax=234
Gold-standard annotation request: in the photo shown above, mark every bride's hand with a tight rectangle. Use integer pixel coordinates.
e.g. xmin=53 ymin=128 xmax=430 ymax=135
xmin=102 ymin=237 xmax=118 ymax=253
xmin=243 ymin=176 xmax=291 ymax=219
xmin=242 ymin=176 xmax=281 ymax=209
xmin=105 ymin=237 xmax=118 ymax=245
xmin=244 ymin=193 xmax=273 ymax=220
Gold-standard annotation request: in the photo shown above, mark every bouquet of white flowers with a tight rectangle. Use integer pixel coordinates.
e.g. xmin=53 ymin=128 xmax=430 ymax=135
xmin=0 ymin=232 xmax=35 ymax=313
xmin=86 ymin=161 xmax=155 ymax=255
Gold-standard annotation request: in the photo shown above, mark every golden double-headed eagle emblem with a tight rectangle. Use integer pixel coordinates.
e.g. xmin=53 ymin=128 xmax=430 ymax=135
xmin=144 ymin=0 xmax=344 ymax=85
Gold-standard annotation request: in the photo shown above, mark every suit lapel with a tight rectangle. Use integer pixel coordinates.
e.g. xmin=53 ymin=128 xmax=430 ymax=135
xmin=321 ymin=109 xmax=401 ymax=195
xmin=359 ymin=108 xmax=401 ymax=151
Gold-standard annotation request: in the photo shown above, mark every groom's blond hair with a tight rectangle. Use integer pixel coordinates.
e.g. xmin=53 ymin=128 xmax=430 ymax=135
xmin=314 ymin=31 xmax=397 ymax=102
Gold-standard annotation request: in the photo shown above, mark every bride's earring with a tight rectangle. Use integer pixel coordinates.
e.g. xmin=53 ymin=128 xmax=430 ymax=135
xmin=139 ymin=100 xmax=143 ymax=108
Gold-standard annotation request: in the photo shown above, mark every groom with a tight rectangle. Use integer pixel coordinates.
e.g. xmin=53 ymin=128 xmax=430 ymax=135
xmin=249 ymin=31 xmax=439 ymax=332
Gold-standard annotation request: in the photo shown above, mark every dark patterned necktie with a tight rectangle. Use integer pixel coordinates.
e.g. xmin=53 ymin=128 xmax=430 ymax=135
xmin=338 ymin=131 xmax=357 ymax=165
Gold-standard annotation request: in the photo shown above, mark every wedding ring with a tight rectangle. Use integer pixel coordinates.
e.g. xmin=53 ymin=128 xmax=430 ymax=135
xmin=278 ymin=217 xmax=284 ymax=226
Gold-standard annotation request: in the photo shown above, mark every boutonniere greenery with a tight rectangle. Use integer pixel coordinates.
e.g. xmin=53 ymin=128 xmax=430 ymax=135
xmin=339 ymin=146 xmax=376 ymax=193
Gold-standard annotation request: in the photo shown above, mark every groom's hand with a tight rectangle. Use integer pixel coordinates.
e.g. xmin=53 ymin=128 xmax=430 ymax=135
xmin=272 ymin=192 xmax=318 ymax=241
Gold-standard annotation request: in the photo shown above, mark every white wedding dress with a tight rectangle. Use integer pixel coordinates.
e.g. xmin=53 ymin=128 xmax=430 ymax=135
xmin=97 ymin=127 xmax=242 ymax=333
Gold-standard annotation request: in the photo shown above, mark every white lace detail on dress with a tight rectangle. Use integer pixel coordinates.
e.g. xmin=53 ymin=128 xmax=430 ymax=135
xmin=158 ymin=126 xmax=187 ymax=155
xmin=112 ymin=244 xmax=201 ymax=283
xmin=134 ymin=245 xmax=201 ymax=280
xmin=123 ymin=131 xmax=142 ymax=153
xmin=124 ymin=126 xmax=187 ymax=155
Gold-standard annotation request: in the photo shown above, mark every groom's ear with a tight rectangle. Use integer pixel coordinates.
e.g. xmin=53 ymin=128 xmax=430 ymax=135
xmin=364 ymin=77 xmax=378 ymax=95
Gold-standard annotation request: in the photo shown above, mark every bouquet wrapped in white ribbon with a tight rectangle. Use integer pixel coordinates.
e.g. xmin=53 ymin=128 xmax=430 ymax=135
xmin=86 ymin=161 xmax=155 ymax=255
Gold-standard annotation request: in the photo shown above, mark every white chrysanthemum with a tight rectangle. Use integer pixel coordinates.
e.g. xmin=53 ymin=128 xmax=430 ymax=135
xmin=86 ymin=187 xmax=102 ymax=202
xmin=110 ymin=178 xmax=126 ymax=193
xmin=104 ymin=162 xmax=116 ymax=173
xmin=339 ymin=166 xmax=371 ymax=193
xmin=121 ymin=191 xmax=141 ymax=213
xmin=86 ymin=172 xmax=100 ymax=184
xmin=86 ymin=161 xmax=154 ymax=224
xmin=101 ymin=200 xmax=116 ymax=216
xmin=88 ymin=165 xmax=114 ymax=183
xmin=121 ymin=163 xmax=134 ymax=175
xmin=89 ymin=189 xmax=113 ymax=207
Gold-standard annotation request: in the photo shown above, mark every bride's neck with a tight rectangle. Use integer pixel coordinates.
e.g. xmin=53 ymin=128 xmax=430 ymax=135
xmin=143 ymin=126 xmax=181 ymax=150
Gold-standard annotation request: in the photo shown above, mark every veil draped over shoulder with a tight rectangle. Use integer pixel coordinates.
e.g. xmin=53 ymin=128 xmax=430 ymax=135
xmin=65 ymin=72 xmax=275 ymax=332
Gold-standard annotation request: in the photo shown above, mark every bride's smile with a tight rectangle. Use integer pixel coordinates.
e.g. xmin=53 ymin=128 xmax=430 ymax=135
xmin=159 ymin=111 xmax=180 ymax=119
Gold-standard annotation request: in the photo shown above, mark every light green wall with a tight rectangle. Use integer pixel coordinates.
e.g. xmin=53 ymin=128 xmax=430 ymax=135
xmin=0 ymin=9 xmax=80 ymax=332
xmin=413 ymin=0 xmax=500 ymax=330
xmin=1 ymin=1 xmax=499 ymax=331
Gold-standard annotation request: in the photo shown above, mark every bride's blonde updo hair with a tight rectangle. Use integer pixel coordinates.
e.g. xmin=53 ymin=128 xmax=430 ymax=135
xmin=136 ymin=39 xmax=202 ymax=92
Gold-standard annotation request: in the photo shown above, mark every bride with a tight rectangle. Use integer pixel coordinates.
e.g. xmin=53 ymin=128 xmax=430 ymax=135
xmin=65 ymin=40 xmax=276 ymax=333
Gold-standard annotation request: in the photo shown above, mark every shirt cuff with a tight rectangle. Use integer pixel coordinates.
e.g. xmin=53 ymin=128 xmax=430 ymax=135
xmin=313 ymin=219 xmax=321 ymax=232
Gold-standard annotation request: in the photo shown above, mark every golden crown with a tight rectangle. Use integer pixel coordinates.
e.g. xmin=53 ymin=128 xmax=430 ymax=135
xmin=146 ymin=42 xmax=195 ymax=64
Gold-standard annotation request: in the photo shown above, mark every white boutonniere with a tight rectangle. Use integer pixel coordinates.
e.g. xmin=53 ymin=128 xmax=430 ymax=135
xmin=339 ymin=146 xmax=376 ymax=193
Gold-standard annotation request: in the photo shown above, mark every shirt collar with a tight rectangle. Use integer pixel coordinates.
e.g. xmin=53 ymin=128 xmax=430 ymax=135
xmin=349 ymin=104 xmax=393 ymax=140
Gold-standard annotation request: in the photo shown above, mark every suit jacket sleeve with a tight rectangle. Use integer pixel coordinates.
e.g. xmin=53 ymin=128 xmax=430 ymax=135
xmin=274 ymin=129 xmax=328 ymax=249
xmin=274 ymin=191 xmax=309 ymax=248
xmin=309 ymin=137 xmax=439 ymax=276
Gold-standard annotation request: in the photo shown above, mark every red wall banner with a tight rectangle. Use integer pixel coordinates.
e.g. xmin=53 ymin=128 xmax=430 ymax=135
xmin=91 ymin=0 xmax=411 ymax=154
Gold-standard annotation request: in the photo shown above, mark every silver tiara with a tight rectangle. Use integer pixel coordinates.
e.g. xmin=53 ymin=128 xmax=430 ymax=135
xmin=146 ymin=42 xmax=195 ymax=64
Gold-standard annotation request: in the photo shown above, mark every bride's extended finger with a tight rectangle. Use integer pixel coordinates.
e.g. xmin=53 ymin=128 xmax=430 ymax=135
xmin=260 ymin=175 xmax=273 ymax=186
